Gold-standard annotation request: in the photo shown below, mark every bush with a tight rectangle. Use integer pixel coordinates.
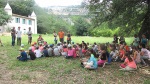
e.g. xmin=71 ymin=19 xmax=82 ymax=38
xmin=90 ymin=27 xmax=120 ymax=37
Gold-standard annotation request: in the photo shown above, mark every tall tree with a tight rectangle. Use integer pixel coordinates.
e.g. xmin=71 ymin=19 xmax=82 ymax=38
xmin=0 ymin=8 xmax=10 ymax=25
xmin=73 ymin=17 xmax=90 ymax=36
xmin=88 ymin=0 xmax=150 ymax=36
xmin=0 ymin=0 xmax=35 ymax=16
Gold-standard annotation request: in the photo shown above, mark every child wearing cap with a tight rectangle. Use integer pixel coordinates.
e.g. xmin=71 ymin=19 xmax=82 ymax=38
xmin=17 ymin=48 xmax=28 ymax=61
xmin=28 ymin=47 xmax=36 ymax=60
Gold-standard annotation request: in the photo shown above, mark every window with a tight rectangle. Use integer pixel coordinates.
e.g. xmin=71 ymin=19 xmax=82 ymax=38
xmin=22 ymin=19 xmax=26 ymax=24
xmin=28 ymin=20 xmax=32 ymax=25
xmin=15 ymin=18 xmax=20 ymax=23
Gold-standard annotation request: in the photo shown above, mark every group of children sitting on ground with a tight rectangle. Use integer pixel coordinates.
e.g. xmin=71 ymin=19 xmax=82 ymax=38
xmin=17 ymin=39 xmax=150 ymax=71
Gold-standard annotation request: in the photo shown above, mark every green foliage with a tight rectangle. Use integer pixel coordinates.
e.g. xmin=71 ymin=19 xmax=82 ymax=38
xmin=9 ymin=0 xmax=35 ymax=16
xmin=0 ymin=0 xmax=35 ymax=16
xmin=0 ymin=8 xmax=10 ymax=25
xmin=33 ymin=5 xmax=72 ymax=34
xmin=88 ymin=0 xmax=149 ymax=35
xmin=72 ymin=17 xmax=91 ymax=36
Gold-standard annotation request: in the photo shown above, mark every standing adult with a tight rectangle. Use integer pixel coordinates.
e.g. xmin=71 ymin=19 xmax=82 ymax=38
xmin=58 ymin=29 xmax=65 ymax=43
xmin=11 ymin=27 xmax=16 ymax=46
xmin=67 ymin=31 xmax=71 ymax=44
xmin=53 ymin=31 xmax=58 ymax=44
xmin=27 ymin=27 xmax=32 ymax=44
xmin=16 ymin=27 xmax=22 ymax=46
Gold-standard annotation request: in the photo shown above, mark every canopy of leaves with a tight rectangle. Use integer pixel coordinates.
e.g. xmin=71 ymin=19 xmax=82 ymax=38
xmin=88 ymin=0 xmax=149 ymax=35
xmin=73 ymin=17 xmax=91 ymax=36
xmin=0 ymin=8 xmax=10 ymax=26
xmin=33 ymin=5 xmax=72 ymax=34
xmin=0 ymin=0 xmax=35 ymax=16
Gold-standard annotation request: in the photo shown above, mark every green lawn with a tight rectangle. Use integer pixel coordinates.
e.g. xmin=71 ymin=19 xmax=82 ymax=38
xmin=0 ymin=35 xmax=149 ymax=84
xmin=1 ymin=34 xmax=134 ymax=46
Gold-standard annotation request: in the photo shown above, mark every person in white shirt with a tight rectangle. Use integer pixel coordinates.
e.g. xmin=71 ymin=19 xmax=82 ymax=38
xmin=27 ymin=27 xmax=33 ymax=44
xmin=54 ymin=46 xmax=60 ymax=56
xmin=34 ymin=46 xmax=42 ymax=58
xmin=16 ymin=27 xmax=22 ymax=46
xmin=53 ymin=31 xmax=58 ymax=44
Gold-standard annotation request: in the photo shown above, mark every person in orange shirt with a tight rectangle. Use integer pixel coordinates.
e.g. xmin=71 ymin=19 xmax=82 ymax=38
xmin=58 ymin=29 xmax=65 ymax=43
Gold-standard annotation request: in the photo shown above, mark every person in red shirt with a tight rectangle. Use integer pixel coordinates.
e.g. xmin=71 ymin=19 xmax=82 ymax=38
xmin=58 ymin=29 xmax=65 ymax=43
xmin=123 ymin=42 xmax=130 ymax=52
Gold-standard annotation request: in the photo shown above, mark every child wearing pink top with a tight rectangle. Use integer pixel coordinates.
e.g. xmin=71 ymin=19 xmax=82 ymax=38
xmin=65 ymin=45 xmax=74 ymax=59
xmin=31 ymin=43 xmax=35 ymax=52
xmin=120 ymin=52 xmax=137 ymax=71
xmin=73 ymin=45 xmax=78 ymax=58
xmin=39 ymin=44 xmax=44 ymax=52
xmin=61 ymin=45 xmax=68 ymax=56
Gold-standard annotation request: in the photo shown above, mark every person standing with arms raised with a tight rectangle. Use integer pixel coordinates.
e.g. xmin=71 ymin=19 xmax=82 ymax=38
xmin=27 ymin=27 xmax=32 ymax=44
xmin=16 ymin=27 xmax=22 ymax=46
xmin=58 ymin=29 xmax=65 ymax=43
xmin=11 ymin=27 xmax=16 ymax=46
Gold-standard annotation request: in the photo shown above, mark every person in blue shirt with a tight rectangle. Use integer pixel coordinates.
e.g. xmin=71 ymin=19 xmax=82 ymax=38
xmin=43 ymin=47 xmax=49 ymax=57
xmin=17 ymin=48 xmax=28 ymax=61
xmin=141 ymin=34 xmax=148 ymax=46
xmin=81 ymin=51 xmax=98 ymax=69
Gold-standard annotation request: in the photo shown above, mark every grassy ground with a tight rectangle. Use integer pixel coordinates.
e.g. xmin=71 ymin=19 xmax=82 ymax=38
xmin=0 ymin=35 xmax=150 ymax=84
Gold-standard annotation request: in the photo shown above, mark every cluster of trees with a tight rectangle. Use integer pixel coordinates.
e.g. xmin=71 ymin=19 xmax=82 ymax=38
xmin=87 ymin=0 xmax=150 ymax=36
xmin=1 ymin=0 xmax=149 ymax=36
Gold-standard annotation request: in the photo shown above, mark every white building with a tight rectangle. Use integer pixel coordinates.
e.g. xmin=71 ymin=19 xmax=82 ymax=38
xmin=1 ymin=3 xmax=37 ymax=34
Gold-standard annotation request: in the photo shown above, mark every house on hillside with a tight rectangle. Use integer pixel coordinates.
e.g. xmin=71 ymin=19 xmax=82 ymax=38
xmin=0 ymin=3 xmax=37 ymax=34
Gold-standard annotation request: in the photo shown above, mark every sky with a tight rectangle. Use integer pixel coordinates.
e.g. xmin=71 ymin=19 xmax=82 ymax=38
xmin=34 ymin=0 xmax=83 ymax=7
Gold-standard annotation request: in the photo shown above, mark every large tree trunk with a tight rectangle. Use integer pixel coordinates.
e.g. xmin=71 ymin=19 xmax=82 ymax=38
xmin=139 ymin=0 xmax=150 ymax=36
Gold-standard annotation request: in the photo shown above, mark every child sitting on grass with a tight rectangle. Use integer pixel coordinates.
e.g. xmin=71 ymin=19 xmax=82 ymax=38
xmin=77 ymin=44 xmax=83 ymax=58
xmin=39 ymin=43 xmax=44 ymax=52
xmin=65 ymin=45 xmax=74 ymax=59
xmin=43 ymin=47 xmax=49 ymax=57
xmin=80 ymin=51 xmax=98 ymax=69
xmin=48 ymin=44 xmax=54 ymax=56
xmin=54 ymin=46 xmax=61 ymax=56
xmin=110 ymin=44 xmax=119 ymax=61
xmin=97 ymin=44 xmax=107 ymax=67
xmin=31 ymin=43 xmax=35 ymax=52
xmin=17 ymin=48 xmax=28 ymax=61
xmin=28 ymin=47 xmax=36 ymax=60
xmin=61 ymin=45 xmax=68 ymax=56
xmin=132 ymin=46 xmax=141 ymax=64
xmin=34 ymin=46 xmax=42 ymax=58
xmin=73 ymin=45 xmax=78 ymax=58
xmin=118 ymin=45 xmax=125 ymax=62
xmin=120 ymin=52 xmax=137 ymax=71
